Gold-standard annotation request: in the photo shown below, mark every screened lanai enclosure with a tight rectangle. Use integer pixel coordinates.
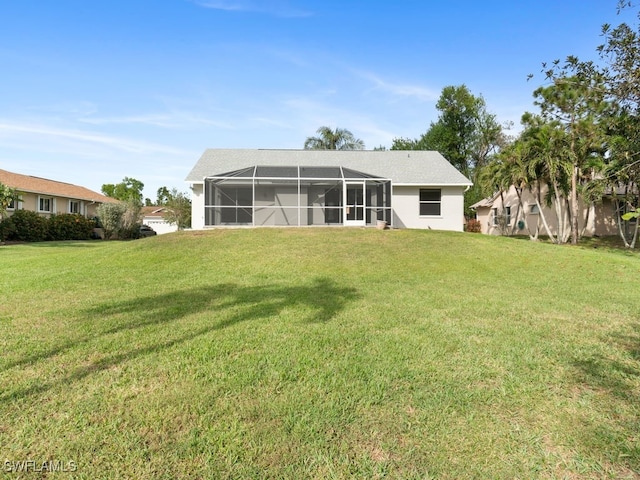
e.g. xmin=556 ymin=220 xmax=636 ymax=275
xmin=204 ymin=166 xmax=392 ymax=227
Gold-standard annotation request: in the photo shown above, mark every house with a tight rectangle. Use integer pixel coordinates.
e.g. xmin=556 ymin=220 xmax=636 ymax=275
xmin=0 ymin=168 xmax=116 ymax=218
xmin=140 ymin=206 xmax=178 ymax=235
xmin=470 ymin=184 xmax=621 ymax=237
xmin=185 ymin=149 xmax=472 ymax=230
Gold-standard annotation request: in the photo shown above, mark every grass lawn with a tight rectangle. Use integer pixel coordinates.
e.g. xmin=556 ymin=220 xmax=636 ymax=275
xmin=1 ymin=229 xmax=639 ymax=479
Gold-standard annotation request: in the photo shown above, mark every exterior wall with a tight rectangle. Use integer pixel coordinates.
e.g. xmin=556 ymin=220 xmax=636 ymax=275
xmin=392 ymin=185 xmax=466 ymax=231
xmin=6 ymin=192 xmax=102 ymax=218
xmin=191 ymin=183 xmax=205 ymax=229
xmin=143 ymin=217 xmax=178 ymax=235
xmin=191 ymin=181 xmax=467 ymax=231
xmin=475 ymin=185 xmax=619 ymax=237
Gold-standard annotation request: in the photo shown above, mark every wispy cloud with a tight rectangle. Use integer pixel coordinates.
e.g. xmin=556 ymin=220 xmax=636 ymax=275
xmin=353 ymin=70 xmax=439 ymax=102
xmin=0 ymin=121 xmax=193 ymax=156
xmin=78 ymin=112 xmax=233 ymax=130
xmin=190 ymin=0 xmax=313 ymax=18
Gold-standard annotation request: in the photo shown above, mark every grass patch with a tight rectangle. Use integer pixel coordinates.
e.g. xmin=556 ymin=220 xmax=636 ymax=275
xmin=1 ymin=229 xmax=639 ymax=478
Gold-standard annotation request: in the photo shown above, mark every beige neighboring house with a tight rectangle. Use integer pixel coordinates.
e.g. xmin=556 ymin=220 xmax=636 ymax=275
xmin=140 ymin=206 xmax=178 ymax=235
xmin=471 ymin=184 xmax=621 ymax=237
xmin=0 ymin=168 xmax=117 ymax=218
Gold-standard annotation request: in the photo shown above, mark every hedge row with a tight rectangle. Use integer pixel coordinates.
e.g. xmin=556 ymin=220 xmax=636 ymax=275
xmin=0 ymin=210 xmax=98 ymax=242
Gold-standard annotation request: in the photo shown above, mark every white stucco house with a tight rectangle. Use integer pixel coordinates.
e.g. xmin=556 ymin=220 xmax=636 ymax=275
xmin=185 ymin=149 xmax=472 ymax=231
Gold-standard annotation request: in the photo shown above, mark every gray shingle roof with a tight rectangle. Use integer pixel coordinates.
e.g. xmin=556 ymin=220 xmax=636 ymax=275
xmin=185 ymin=149 xmax=472 ymax=186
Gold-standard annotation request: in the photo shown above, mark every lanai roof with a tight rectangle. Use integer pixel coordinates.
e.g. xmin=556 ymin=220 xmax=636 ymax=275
xmin=186 ymin=149 xmax=472 ymax=186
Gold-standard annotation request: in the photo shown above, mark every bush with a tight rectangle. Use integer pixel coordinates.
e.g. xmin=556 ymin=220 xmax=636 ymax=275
xmin=8 ymin=210 xmax=49 ymax=242
xmin=0 ymin=217 xmax=16 ymax=242
xmin=465 ymin=219 xmax=481 ymax=233
xmin=96 ymin=201 xmax=141 ymax=240
xmin=48 ymin=214 xmax=95 ymax=241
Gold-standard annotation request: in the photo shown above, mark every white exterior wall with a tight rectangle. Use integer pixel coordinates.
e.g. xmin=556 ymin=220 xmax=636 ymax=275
xmin=190 ymin=181 xmax=466 ymax=231
xmin=392 ymin=185 xmax=466 ymax=231
xmin=143 ymin=218 xmax=178 ymax=235
xmin=191 ymin=183 xmax=205 ymax=230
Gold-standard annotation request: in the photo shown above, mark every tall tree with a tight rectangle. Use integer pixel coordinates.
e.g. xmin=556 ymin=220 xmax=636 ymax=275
xmin=393 ymin=85 xmax=504 ymax=178
xmin=101 ymin=177 xmax=145 ymax=206
xmin=535 ymin=65 xmax=609 ymax=245
xmin=304 ymin=126 xmax=365 ymax=150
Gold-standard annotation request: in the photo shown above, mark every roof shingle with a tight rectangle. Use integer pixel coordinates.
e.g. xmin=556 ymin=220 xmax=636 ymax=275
xmin=0 ymin=169 xmax=117 ymax=203
xmin=186 ymin=149 xmax=472 ymax=186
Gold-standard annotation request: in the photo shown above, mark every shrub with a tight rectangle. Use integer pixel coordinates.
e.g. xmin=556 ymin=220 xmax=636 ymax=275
xmin=465 ymin=219 xmax=481 ymax=233
xmin=48 ymin=214 xmax=95 ymax=241
xmin=0 ymin=217 xmax=16 ymax=242
xmin=8 ymin=210 xmax=49 ymax=242
xmin=96 ymin=201 xmax=141 ymax=240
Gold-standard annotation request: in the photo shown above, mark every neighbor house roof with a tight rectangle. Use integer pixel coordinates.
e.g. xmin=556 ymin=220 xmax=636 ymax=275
xmin=141 ymin=206 xmax=168 ymax=218
xmin=470 ymin=192 xmax=501 ymax=209
xmin=0 ymin=168 xmax=117 ymax=203
xmin=186 ymin=149 xmax=472 ymax=186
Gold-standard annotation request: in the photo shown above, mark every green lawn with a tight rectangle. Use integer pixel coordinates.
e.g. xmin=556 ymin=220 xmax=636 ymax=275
xmin=1 ymin=229 xmax=639 ymax=479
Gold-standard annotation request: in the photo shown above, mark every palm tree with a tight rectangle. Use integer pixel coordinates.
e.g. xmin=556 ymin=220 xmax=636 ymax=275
xmin=303 ymin=126 xmax=365 ymax=150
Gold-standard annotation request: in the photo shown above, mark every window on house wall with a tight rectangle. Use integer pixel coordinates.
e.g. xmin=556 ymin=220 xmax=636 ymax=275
xmin=69 ymin=200 xmax=81 ymax=214
xmin=419 ymin=189 xmax=441 ymax=216
xmin=492 ymin=207 xmax=511 ymax=226
xmin=8 ymin=198 xmax=15 ymax=210
xmin=38 ymin=196 xmax=53 ymax=213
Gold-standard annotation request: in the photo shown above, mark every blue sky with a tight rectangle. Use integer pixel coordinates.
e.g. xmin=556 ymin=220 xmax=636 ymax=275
xmin=0 ymin=0 xmax=635 ymax=201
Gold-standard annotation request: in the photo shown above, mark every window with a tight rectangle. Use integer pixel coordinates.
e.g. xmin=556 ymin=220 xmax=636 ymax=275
xmin=69 ymin=200 xmax=81 ymax=214
xmin=38 ymin=196 xmax=53 ymax=213
xmin=7 ymin=198 xmax=15 ymax=210
xmin=419 ymin=189 xmax=441 ymax=216
xmin=492 ymin=207 xmax=511 ymax=226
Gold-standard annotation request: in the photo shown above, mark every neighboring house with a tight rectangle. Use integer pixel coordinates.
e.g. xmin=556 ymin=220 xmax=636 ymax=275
xmin=140 ymin=206 xmax=178 ymax=235
xmin=0 ymin=168 xmax=117 ymax=218
xmin=471 ymin=184 xmax=622 ymax=237
xmin=186 ymin=149 xmax=472 ymax=230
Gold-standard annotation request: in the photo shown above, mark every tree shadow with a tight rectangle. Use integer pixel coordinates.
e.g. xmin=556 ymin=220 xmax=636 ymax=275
xmin=570 ymin=322 xmax=640 ymax=470
xmin=1 ymin=277 xmax=359 ymax=402
xmin=572 ymin=323 xmax=640 ymax=402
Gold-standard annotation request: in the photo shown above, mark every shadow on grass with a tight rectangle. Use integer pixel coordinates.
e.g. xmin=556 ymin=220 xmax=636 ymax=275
xmin=573 ymin=323 xmax=640 ymax=402
xmin=571 ymin=323 xmax=640 ymax=469
xmin=1 ymin=277 xmax=359 ymax=403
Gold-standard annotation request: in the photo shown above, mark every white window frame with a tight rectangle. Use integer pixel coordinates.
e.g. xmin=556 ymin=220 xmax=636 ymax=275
xmin=492 ymin=207 xmax=511 ymax=226
xmin=419 ymin=189 xmax=441 ymax=217
xmin=68 ymin=200 xmax=82 ymax=214
xmin=38 ymin=196 xmax=53 ymax=213
xmin=7 ymin=198 xmax=15 ymax=211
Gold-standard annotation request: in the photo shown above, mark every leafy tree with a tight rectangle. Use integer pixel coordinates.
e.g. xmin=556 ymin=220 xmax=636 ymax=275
xmin=156 ymin=186 xmax=172 ymax=206
xmin=393 ymin=85 xmax=505 ymax=178
xmin=164 ymin=189 xmax=192 ymax=230
xmin=101 ymin=177 xmax=145 ymax=205
xmin=534 ymin=66 xmax=609 ymax=245
xmin=304 ymin=126 xmax=365 ymax=150
xmin=0 ymin=182 xmax=19 ymax=219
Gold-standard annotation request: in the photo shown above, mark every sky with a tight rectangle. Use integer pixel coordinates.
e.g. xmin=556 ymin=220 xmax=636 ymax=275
xmin=0 ymin=0 xmax=637 ymax=201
